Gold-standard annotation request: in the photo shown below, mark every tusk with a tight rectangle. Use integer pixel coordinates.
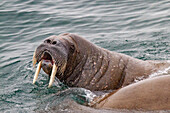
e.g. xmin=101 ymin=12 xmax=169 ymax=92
xmin=33 ymin=60 xmax=42 ymax=84
xmin=48 ymin=64 xmax=58 ymax=88
xmin=32 ymin=51 xmax=37 ymax=68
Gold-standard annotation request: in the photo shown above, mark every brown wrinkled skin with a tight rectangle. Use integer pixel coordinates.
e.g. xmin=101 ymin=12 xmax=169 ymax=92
xmin=94 ymin=75 xmax=170 ymax=110
xmin=35 ymin=33 xmax=170 ymax=91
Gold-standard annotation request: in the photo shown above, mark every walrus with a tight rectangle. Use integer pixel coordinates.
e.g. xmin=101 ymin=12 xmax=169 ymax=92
xmin=32 ymin=33 xmax=170 ymax=90
xmin=91 ymin=75 xmax=170 ymax=110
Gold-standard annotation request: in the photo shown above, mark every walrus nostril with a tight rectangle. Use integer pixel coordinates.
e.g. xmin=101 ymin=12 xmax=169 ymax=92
xmin=44 ymin=39 xmax=51 ymax=44
xmin=52 ymin=41 xmax=57 ymax=45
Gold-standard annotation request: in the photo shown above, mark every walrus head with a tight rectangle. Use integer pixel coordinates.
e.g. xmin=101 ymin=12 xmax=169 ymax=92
xmin=33 ymin=34 xmax=77 ymax=88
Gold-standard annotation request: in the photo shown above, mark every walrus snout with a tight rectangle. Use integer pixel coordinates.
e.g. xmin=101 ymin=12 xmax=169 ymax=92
xmin=32 ymin=35 xmax=70 ymax=87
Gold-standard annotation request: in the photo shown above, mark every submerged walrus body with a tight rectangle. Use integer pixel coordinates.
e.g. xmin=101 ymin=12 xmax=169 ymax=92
xmin=93 ymin=75 xmax=170 ymax=110
xmin=33 ymin=33 xmax=169 ymax=90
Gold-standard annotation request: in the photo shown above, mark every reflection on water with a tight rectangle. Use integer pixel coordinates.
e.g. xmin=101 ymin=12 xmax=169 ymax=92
xmin=0 ymin=0 xmax=170 ymax=112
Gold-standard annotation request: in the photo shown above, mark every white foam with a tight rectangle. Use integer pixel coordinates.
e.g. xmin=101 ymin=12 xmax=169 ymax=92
xmin=134 ymin=66 xmax=170 ymax=83
xmin=134 ymin=76 xmax=145 ymax=83
xmin=84 ymin=89 xmax=97 ymax=102
xmin=149 ymin=66 xmax=170 ymax=78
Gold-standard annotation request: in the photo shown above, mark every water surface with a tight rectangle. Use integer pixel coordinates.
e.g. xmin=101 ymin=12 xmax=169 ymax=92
xmin=0 ymin=0 xmax=170 ymax=112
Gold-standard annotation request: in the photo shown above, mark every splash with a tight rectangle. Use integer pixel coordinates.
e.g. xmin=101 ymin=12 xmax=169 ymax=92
xmin=134 ymin=76 xmax=146 ymax=83
xmin=134 ymin=65 xmax=170 ymax=83
xmin=149 ymin=66 xmax=170 ymax=78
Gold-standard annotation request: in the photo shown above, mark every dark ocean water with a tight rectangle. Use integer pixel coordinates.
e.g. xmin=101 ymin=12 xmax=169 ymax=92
xmin=0 ymin=0 xmax=170 ymax=113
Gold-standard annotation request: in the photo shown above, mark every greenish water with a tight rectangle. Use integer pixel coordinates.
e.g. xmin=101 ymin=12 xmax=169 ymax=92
xmin=0 ymin=0 xmax=170 ymax=112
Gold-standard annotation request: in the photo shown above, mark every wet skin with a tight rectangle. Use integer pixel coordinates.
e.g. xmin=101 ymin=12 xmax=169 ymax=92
xmin=93 ymin=75 xmax=170 ymax=110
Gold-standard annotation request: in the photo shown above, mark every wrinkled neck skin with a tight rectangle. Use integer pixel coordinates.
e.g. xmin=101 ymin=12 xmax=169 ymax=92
xmin=58 ymin=34 xmax=169 ymax=91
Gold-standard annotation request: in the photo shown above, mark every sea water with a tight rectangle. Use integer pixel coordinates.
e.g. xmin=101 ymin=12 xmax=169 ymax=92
xmin=0 ymin=0 xmax=170 ymax=112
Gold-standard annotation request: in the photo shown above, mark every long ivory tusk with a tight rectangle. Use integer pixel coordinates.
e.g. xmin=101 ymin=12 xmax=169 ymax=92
xmin=48 ymin=64 xmax=58 ymax=88
xmin=32 ymin=51 xmax=37 ymax=68
xmin=33 ymin=60 xmax=42 ymax=84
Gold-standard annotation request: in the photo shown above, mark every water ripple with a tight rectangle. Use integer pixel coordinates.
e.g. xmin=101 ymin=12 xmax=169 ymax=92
xmin=0 ymin=0 xmax=170 ymax=112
